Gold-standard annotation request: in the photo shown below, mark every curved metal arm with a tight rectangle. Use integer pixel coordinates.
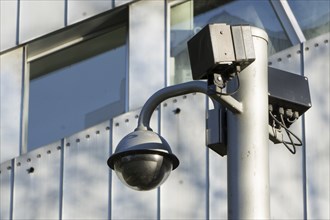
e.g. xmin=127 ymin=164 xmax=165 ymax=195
xmin=136 ymin=80 xmax=243 ymax=131
xmin=136 ymin=81 xmax=213 ymax=131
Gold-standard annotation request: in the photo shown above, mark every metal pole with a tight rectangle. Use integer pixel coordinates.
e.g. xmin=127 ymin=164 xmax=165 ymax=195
xmin=227 ymin=27 xmax=270 ymax=219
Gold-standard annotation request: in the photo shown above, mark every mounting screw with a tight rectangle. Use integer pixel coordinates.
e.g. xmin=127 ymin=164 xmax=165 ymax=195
xmin=26 ymin=167 xmax=34 ymax=174
xmin=173 ymin=108 xmax=181 ymax=114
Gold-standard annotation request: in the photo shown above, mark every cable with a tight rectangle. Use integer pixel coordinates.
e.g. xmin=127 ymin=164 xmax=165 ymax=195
xmin=269 ymin=111 xmax=302 ymax=145
xmin=280 ymin=114 xmax=297 ymax=154
xmin=273 ymin=111 xmax=303 ymax=146
xmin=286 ymin=117 xmax=297 ymax=124
xmin=210 ymin=71 xmax=240 ymax=96
xmin=269 ymin=110 xmax=303 ymax=154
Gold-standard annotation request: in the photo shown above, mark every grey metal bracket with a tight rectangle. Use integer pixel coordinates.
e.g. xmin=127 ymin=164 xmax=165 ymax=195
xmin=208 ymin=88 xmax=243 ymax=114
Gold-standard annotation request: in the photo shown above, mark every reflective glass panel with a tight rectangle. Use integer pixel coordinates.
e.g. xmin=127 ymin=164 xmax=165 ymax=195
xmin=170 ymin=0 xmax=292 ymax=84
xmin=288 ymin=0 xmax=330 ymax=40
xmin=28 ymin=27 xmax=127 ymax=150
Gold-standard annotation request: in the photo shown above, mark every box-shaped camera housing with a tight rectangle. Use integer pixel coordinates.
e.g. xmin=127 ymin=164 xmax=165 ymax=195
xmin=188 ymin=23 xmax=255 ymax=80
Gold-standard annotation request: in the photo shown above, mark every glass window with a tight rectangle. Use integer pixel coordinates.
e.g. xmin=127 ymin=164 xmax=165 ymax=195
xmin=288 ymin=0 xmax=330 ymax=40
xmin=27 ymin=26 xmax=127 ymax=150
xmin=170 ymin=0 xmax=292 ymax=85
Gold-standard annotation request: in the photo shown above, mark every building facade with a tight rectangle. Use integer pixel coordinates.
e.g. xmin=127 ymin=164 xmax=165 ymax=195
xmin=0 ymin=0 xmax=329 ymax=219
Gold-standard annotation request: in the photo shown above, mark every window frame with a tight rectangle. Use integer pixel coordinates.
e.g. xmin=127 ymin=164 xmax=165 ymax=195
xmin=21 ymin=6 xmax=129 ymax=153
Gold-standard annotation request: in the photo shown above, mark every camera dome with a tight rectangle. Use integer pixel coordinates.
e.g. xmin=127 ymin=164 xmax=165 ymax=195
xmin=107 ymin=130 xmax=179 ymax=191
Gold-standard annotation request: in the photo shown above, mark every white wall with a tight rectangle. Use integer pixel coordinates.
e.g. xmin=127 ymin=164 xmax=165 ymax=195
xmin=0 ymin=1 xmax=329 ymax=219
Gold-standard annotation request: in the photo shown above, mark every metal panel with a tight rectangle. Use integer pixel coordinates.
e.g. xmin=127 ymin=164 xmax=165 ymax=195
xmin=128 ymin=0 xmax=166 ymax=110
xmin=0 ymin=0 xmax=17 ymax=52
xmin=160 ymin=93 xmax=207 ymax=219
xmin=67 ymin=0 xmax=112 ymax=25
xmin=303 ymin=33 xmax=330 ymax=220
xmin=12 ymin=141 xmax=62 ymax=219
xmin=19 ymin=0 xmax=65 ymax=43
xmin=62 ymin=121 xmax=110 ymax=219
xmin=268 ymin=43 xmax=301 ymax=73
xmin=111 ymin=109 xmax=158 ymax=219
xmin=0 ymin=48 xmax=23 ymax=163
xmin=0 ymin=160 xmax=13 ymax=220
xmin=115 ymin=0 xmax=134 ymax=7
xmin=268 ymin=46 xmax=305 ymax=219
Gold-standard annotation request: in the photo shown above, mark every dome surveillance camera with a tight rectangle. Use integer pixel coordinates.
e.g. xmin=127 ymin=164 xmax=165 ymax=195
xmin=107 ymin=130 xmax=179 ymax=191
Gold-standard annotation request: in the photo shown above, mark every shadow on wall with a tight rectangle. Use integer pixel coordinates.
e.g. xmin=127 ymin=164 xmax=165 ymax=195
xmin=12 ymin=142 xmax=62 ymax=219
xmin=8 ymin=121 xmax=111 ymax=219
xmin=85 ymin=78 xmax=126 ymax=128
xmin=61 ymin=122 xmax=110 ymax=219
xmin=304 ymin=33 xmax=330 ymax=219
